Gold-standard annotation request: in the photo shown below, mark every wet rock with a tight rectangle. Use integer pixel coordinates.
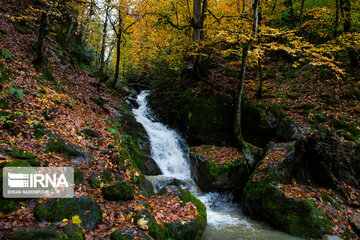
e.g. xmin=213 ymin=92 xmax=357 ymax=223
xmin=241 ymin=142 xmax=335 ymax=238
xmin=63 ymin=223 xmax=85 ymax=240
xmin=74 ymin=167 xmax=85 ymax=185
xmin=350 ymin=214 xmax=360 ymax=236
xmin=137 ymin=174 xmax=155 ymax=197
xmin=46 ymin=135 xmax=93 ymax=166
xmin=35 ymin=196 xmax=102 ymax=229
xmin=102 ymin=181 xmax=135 ymax=201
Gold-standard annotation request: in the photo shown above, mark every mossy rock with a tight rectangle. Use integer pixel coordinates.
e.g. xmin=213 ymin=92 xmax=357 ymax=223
xmin=62 ymin=223 xmax=85 ymax=240
xmin=11 ymin=224 xmax=84 ymax=240
xmin=74 ymin=168 xmax=85 ymax=186
xmin=155 ymin=185 xmax=207 ymax=240
xmin=110 ymin=227 xmax=153 ymax=240
xmin=241 ymin=142 xmax=334 ymax=239
xmin=46 ymin=135 xmax=93 ymax=166
xmin=78 ymin=129 xmax=99 ymax=139
xmin=102 ymin=181 xmax=135 ymax=201
xmin=11 ymin=227 xmax=63 ymax=240
xmin=34 ymin=196 xmax=102 ymax=229
xmin=6 ymin=149 xmax=35 ymax=160
xmin=0 ymin=198 xmax=21 ymax=214
xmin=89 ymin=169 xmax=114 ymax=188
xmin=137 ymin=174 xmax=155 ymax=197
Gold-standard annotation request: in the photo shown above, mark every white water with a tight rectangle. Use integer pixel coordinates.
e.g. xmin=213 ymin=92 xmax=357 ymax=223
xmin=132 ymin=91 xmax=300 ymax=240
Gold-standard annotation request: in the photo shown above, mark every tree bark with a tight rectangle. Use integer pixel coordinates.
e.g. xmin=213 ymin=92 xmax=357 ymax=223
xmin=341 ymin=0 xmax=358 ymax=66
xmin=256 ymin=57 xmax=263 ymax=99
xmin=192 ymin=0 xmax=207 ymax=79
xmin=100 ymin=3 xmax=110 ymax=72
xmin=33 ymin=12 xmax=49 ymax=67
xmin=300 ymin=0 xmax=305 ymax=22
xmin=114 ymin=11 xmax=123 ymax=88
xmin=234 ymin=0 xmax=260 ymax=145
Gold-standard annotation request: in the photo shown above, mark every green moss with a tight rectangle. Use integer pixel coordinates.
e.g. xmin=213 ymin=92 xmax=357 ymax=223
xmin=7 ymin=149 xmax=35 ymax=159
xmin=35 ymin=196 xmax=102 ymax=230
xmin=89 ymin=169 xmax=114 ymax=189
xmin=63 ymin=223 xmax=85 ymax=240
xmin=102 ymin=181 xmax=135 ymax=201
xmin=11 ymin=228 xmax=62 ymax=240
xmin=0 ymin=198 xmax=21 ymax=214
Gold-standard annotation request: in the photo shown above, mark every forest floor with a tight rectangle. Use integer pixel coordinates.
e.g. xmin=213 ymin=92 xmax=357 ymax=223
xmin=0 ymin=2 xmax=199 ymax=239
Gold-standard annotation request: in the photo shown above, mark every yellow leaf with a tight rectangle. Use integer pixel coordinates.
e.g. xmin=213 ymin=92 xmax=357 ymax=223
xmin=72 ymin=215 xmax=82 ymax=225
xmin=62 ymin=218 xmax=69 ymax=223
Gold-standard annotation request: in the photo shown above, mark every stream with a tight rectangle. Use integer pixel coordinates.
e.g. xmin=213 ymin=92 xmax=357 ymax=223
xmin=132 ymin=91 xmax=301 ymax=240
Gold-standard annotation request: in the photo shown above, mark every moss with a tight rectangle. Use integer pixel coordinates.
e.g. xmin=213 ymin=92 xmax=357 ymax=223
xmin=89 ymin=169 xmax=114 ymax=189
xmin=35 ymin=196 xmax=102 ymax=230
xmin=11 ymin=228 xmax=62 ymax=240
xmin=0 ymin=198 xmax=21 ymax=214
xmin=74 ymin=168 xmax=84 ymax=185
xmin=7 ymin=149 xmax=35 ymax=159
xmin=137 ymin=174 xmax=155 ymax=197
xmin=63 ymin=223 xmax=85 ymax=240
xmin=102 ymin=181 xmax=135 ymax=201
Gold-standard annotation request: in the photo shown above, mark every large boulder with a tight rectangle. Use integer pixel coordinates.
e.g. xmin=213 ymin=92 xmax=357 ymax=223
xmin=189 ymin=144 xmax=260 ymax=192
xmin=242 ymin=100 xmax=302 ymax=146
xmin=149 ymin=91 xmax=235 ymax=146
xmin=241 ymin=142 xmax=336 ymax=239
xmin=89 ymin=168 xmax=114 ymax=189
xmin=46 ymin=135 xmax=93 ymax=166
xmin=294 ymin=127 xmax=360 ymax=189
xmin=34 ymin=196 xmax=102 ymax=229
xmin=102 ymin=181 xmax=135 ymax=201
xmin=11 ymin=224 xmax=84 ymax=240
xmin=137 ymin=185 xmax=207 ymax=240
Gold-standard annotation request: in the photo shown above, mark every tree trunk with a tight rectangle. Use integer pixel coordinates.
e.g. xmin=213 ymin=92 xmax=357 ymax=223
xmin=287 ymin=0 xmax=295 ymax=26
xmin=114 ymin=13 xmax=123 ymax=88
xmin=192 ymin=0 xmax=207 ymax=79
xmin=33 ymin=12 xmax=49 ymax=67
xmin=234 ymin=0 xmax=260 ymax=145
xmin=342 ymin=0 xmax=358 ymax=66
xmin=334 ymin=0 xmax=339 ymax=38
xmin=300 ymin=0 xmax=305 ymax=22
xmin=100 ymin=5 xmax=110 ymax=72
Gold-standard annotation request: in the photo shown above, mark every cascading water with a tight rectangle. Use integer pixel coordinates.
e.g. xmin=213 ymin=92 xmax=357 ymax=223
xmin=132 ymin=91 xmax=300 ymax=240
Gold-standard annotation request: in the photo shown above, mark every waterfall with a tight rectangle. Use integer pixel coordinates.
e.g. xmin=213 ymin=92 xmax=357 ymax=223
xmin=132 ymin=91 xmax=301 ymax=240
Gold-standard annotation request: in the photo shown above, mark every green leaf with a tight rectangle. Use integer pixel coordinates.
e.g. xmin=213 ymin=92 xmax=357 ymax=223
xmin=16 ymin=89 xmax=24 ymax=100
xmin=108 ymin=128 xmax=117 ymax=134
xmin=9 ymin=87 xmax=16 ymax=95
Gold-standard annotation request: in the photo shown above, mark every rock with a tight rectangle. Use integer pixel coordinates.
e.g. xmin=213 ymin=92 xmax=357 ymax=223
xmin=35 ymin=196 xmax=102 ymax=229
xmin=189 ymin=145 xmax=260 ymax=192
xmin=0 ymin=198 xmax=21 ymax=214
xmin=102 ymin=181 xmax=135 ymax=201
xmin=90 ymin=96 xmax=110 ymax=107
xmin=89 ymin=169 xmax=114 ymax=189
xmin=125 ymin=97 xmax=140 ymax=109
xmin=275 ymin=118 xmax=302 ymax=141
xmin=115 ymin=102 xmax=161 ymax=175
xmin=121 ymin=85 xmax=138 ymax=98
xmin=46 ymin=135 xmax=93 ymax=166
xmin=11 ymin=227 xmax=62 ymax=240
xmin=242 ymin=100 xmax=302 ymax=146
xmin=137 ymin=174 xmax=155 ymax=197
xmin=294 ymin=128 xmax=360 ymax=188
xmin=110 ymin=227 xmax=152 ymax=240
xmin=74 ymin=168 xmax=85 ymax=185
xmin=78 ymin=128 xmax=99 ymax=138
xmin=5 ymin=148 xmax=41 ymax=166
xmin=63 ymin=223 xmax=85 ymax=240
xmin=155 ymin=185 xmax=207 ymax=240
xmin=241 ymin=142 xmax=335 ymax=239
xmin=11 ymin=224 xmax=84 ymax=240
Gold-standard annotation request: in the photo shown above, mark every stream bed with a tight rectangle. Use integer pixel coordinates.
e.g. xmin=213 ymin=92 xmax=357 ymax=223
xmin=132 ymin=91 xmax=301 ymax=240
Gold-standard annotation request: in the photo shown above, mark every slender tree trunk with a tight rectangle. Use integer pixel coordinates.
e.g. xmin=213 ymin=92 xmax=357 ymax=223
xmin=334 ymin=0 xmax=339 ymax=38
xmin=287 ymin=0 xmax=295 ymax=26
xmin=100 ymin=5 xmax=110 ymax=72
xmin=242 ymin=0 xmax=246 ymax=14
xmin=114 ymin=13 xmax=123 ymax=88
xmin=33 ymin=12 xmax=49 ymax=67
xmin=234 ymin=0 xmax=260 ymax=145
xmin=192 ymin=0 xmax=207 ymax=79
xmin=300 ymin=0 xmax=305 ymax=22
xmin=271 ymin=0 xmax=277 ymax=14
xmin=342 ymin=0 xmax=358 ymax=66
